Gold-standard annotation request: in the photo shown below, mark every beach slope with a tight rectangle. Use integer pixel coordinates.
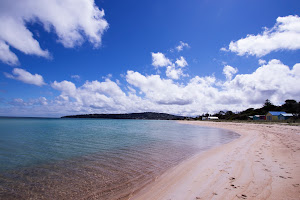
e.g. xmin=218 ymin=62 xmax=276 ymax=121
xmin=131 ymin=121 xmax=300 ymax=200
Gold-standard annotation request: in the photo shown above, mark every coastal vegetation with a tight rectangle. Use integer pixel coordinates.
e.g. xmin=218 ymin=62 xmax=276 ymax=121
xmin=62 ymin=112 xmax=185 ymax=120
xmin=197 ymin=99 xmax=300 ymax=121
xmin=62 ymin=99 xmax=300 ymax=122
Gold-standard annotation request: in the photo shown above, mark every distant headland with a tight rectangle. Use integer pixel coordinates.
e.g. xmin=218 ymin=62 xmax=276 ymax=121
xmin=61 ymin=112 xmax=186 ymax=120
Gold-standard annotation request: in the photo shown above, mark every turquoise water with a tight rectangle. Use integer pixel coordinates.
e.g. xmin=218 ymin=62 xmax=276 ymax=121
xmin=0 ymin=118 xmax=239 ymax=199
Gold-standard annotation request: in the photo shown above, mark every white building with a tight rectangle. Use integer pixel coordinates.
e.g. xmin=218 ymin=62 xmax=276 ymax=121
xmin=202 ymin=116 xmax=219 ymax=120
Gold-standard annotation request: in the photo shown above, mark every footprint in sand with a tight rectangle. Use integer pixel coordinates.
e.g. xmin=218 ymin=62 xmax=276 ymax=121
xmin=236 ymin=194 xmax=247 ymax=199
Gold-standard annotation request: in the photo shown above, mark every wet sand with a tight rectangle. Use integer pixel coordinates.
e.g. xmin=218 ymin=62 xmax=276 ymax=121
xmin=131 ymin=121 xmax=300 ymax=200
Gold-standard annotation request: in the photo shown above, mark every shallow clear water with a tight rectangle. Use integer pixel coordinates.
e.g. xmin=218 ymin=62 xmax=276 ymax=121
xmin=0 ymin=118 xmax=239 ymax=199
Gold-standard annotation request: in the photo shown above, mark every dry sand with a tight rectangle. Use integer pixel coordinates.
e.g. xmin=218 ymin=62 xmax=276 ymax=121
xmin=131 ymin=121 xmax=300 ymax=200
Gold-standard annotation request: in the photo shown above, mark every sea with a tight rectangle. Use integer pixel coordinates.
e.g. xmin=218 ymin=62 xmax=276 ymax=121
xmin=0 ymin=118 xmax=239 ymax=199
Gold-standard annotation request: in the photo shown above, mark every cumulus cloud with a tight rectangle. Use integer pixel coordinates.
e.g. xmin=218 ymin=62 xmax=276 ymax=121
xmin=176 ymin=41 xmax=189 ymax=52
xmin=4 ymin=68 xmax=46 ymax=86
xmin=51 ymin=80 xmax=77 ymax=97
xmin=223 ymin=59 xmax=300 ymax=104
xmin=175 ymin=56 xmax=188 ymax=67
xmin=126 ymin=70 xmax=192 ymax=105
xmin=0 ymin=41 xmax=19 ymax=65
xmin=57 ymin=59 xmax=300 ymax=115
xmin=151 ymin=53 xmax=188 ymax=79
xmin=258 ymin=59 xmax=267 ymax=65
xmin=51 ymin=79 xmax=132 ymax=111
xmin=225 ymin=15 xmax=300 ymax=57
xmin=223 ymin=65 xmax=238 ymax=80
xmin=151 ymin=52 xmax=172 ymax=67
xmin=4 ymin=59 xmax=300 ymax=117
xmin=0 ymin=0 xmax=108 ymax=65
xmin=166 ymin=64 xmax=186 ymax=80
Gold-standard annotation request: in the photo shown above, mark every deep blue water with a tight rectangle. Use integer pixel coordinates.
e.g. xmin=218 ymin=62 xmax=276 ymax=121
xmin=0 ymin=118 xmax=239 ymax=199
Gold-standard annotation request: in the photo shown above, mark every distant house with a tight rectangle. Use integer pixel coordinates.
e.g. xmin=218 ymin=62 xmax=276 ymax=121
xmin=266 ymin=111 xmax=286 ymax=121
xmin=208 ymin=116 xmax=219 ymax=120
xmin=253 ymin=115 xmax=266 ymax=120
xmin=278 ymin=113 xmax=293 ymax=120
xmin=202 ymin=116 xmax=219 ymax=120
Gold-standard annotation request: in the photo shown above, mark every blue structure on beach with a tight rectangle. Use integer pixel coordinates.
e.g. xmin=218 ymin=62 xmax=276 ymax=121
xmin=266 ymin=111 xmax=286 ymax=121
xmin=278 ymin=113 xmax=293 ymax=120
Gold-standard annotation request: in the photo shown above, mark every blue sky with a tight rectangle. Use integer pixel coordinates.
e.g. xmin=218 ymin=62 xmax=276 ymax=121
xmin=0 ymin=0 xmax=300 ymax=117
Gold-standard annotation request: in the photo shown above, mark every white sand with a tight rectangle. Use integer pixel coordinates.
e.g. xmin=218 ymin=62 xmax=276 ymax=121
xmin=131 ymin=121 xmax=300 ymax=200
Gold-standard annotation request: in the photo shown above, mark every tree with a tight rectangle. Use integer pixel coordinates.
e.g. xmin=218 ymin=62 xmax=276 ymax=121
xmin=282 ymin=99 xmax=298 ymax=113
xmin=225 ymin=111 xmax=233 ymax=116
xmin=262 ymin=99 xmax=278 ymax=112
xmin=285 ymin=99 xmax=297 ymax=104
xmin=264 ymin=99 xmax=273 ymax=107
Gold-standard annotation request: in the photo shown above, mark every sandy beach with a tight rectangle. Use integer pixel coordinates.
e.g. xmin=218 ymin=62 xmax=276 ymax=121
xmin=131 ymin=121 xmax=300 ymax=200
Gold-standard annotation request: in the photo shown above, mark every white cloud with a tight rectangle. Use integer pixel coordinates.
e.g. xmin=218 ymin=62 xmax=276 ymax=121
xmin=10 ymin=98 xmax=25 ymax=106
xmin=71 ymin=75 xmax=80 ymax=80
xmin=0 ymin=15 xmax=50 ymax=59
xmin=223 ymin=65 xmax=238 ymax=80
xmin=4 ymin=68 xmax=46 ymax=86
xmin=225 ymin=15 xmax=300 ymax=57
xmin=166 ymin=64 xmax=185 ymax=80
xmin=258 ymin=59 xmax=267 ymax=65
xmin=51 ymin=80 xmax=77 ymax=97
xmin=51 ymin=79 xmax=131 ymax=111
xmin=220 ymin=47 xmax=228 ymax=52
xmin=11 ymin=97 xmax=48 ymax=106
xmin=4 ymin=59 xmax=300 ymax=117
xmin=126 ymin=70 xmax=192 ymax=105
xmin=151 ymin=52 xmax=172 ymax=67
xmin=0 ymin=0 xmax=108 ymax=65
xmin=82 ymin=60 xmax=300 ymax=115
xmin=176 ymin=41 xmax=189 ymax=52
xmin=8 ymin=97 xmax=48 ymax=111
xmin=175 ymin=56 xmax=188 ymax=67
xmin=0 ymin=41 xmax=19 ymax=65
xmin=151 ymin=53 xmax=188 ymax=79
xmin=223 ymin=59 xmax=300 ymax=104
xmin=36 ymin=97 xmax=48 ymax=106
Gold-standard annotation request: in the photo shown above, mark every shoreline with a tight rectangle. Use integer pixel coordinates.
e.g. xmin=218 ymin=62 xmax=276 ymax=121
xmin=131 ymin=121 xmax=300 ymax=200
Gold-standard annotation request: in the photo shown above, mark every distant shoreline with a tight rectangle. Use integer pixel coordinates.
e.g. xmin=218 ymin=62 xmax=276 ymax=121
xmin=61 ymin=112 xmax=186 ymax=120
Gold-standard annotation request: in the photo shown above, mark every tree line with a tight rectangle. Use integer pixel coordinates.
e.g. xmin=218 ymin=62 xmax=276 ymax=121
xmin=197 ymin=99 xmax=300 ymax=120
